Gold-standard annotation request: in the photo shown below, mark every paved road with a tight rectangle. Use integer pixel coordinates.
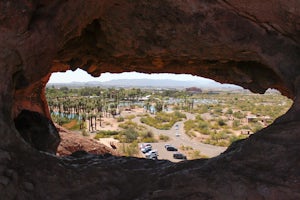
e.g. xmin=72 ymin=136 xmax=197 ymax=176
xmin=134 ymin=112 xmax=227 ymax=161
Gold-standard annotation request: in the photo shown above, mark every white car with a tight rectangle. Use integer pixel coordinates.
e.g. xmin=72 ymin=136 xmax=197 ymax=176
xmin=141 ymin=145 xmax=152 ymax=153
xmin=139 ymin=143 xmax=152 ymax=150
xmin=145 ymin=150 xmax=158 ymax=159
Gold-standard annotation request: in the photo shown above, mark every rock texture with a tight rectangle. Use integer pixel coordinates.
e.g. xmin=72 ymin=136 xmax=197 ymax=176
xmin=14 ymin=110 xmax=60 ymax=154
xmin=56 ymin=124 xmax=118 ymax=156
xmin=0 ymin=0 xmax=300 ymax=199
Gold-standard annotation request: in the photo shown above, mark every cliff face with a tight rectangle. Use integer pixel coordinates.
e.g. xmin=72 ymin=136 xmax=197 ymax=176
xmin=1 ymin=1 xmax=300 ymax=199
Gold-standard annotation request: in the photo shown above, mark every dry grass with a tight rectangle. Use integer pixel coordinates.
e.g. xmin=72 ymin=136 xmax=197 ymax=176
xmin=62 ymin=120 xmax=78 ymax=129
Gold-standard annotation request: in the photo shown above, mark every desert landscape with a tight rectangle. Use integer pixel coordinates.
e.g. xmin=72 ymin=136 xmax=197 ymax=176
xmin=47 ymin=86 xmax=292 ymax=162
xmin=2 ymin=1 xmax=300 ymax=199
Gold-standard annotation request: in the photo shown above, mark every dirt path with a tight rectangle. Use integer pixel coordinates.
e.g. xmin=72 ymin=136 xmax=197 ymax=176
xmin=85 ymin=108 xmax=227 ymax=161
xmin=133 ymin=112 xmax=227 ymax=160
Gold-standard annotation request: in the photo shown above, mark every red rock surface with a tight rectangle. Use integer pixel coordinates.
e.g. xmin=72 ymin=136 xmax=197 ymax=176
xmin=56 ymin=124 xmax=118 ymax=156
xmin=0 ymin=1 xmax=300 ymax=199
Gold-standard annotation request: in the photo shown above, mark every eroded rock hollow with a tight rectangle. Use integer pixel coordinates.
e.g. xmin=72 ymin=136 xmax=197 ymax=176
xmin=0 ymin=0 xmax=300 ymax=199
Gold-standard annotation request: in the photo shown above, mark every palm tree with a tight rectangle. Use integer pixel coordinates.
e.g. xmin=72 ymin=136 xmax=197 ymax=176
xmin=145 ymin=100 xmax=151 ymax=113
xmin=155 ymin=101 xmax=163 ymax=112
xmin=110 ymin=103 xmax=118 ymax=118
xmin=80 ymin=113 xmax=86 ymax=130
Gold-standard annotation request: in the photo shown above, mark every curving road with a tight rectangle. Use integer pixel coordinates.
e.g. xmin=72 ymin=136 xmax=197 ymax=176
xmin=133 ymin=112 xmax=227 ymax=162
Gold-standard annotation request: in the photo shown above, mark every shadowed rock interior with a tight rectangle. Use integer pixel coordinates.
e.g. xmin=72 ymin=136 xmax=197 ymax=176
xmin=0 ymin=1 xmax=300 ymax=199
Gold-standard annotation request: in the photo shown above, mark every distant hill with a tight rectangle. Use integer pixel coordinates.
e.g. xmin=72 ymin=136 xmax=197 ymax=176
xmin=47 ymin=78 xmax=243 ymax=90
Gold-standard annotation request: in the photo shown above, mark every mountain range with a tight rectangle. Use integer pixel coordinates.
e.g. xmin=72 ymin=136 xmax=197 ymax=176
xmin=47 ymin=78 xmax=243 ymax=90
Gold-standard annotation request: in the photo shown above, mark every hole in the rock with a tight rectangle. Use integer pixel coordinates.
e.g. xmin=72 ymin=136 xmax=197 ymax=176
xmin=46 ymin=69 xmax=292 ymax=161
xmin=14 ymin=110 xmax=60 ymax=154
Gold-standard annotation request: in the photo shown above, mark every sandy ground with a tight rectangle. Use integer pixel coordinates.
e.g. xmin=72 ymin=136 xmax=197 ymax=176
xmin=97 ymin=138 xmax=119 ymax=149
xmin=84 ymin=107 xmax=229 ymax=160
xmin=85 ymin=108 xmax=146 ymax=132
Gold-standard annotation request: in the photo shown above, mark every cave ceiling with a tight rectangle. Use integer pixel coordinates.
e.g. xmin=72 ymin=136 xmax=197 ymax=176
xmin=0 ymin=1 xmax=300 ymax=199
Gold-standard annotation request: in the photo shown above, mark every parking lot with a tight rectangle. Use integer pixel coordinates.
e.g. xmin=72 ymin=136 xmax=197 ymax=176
xmin=135 ymin=112 xmax=227 ymax=162
xmin=150 ymin=142 xmax=184 ymax=162
xmin=140 ymin=142 xmax=190 ymax=162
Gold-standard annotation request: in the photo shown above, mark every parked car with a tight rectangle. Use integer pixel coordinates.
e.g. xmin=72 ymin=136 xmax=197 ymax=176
xmin=147 ymin=155 xmax=158 ymax=160
xmin=141 ymin=145 xmax=152 ymax=153
xmin=166 ymin=146 xmax=177 ymax=151
xmin=139 ymin=143 xmax=152 ymax=150
xmin=145 ymin=150 xmax=158 ymax=159
xmin=164 ymin=144 xmax=171 ymax=149
xmin=173 ymin=153 xmax=187 ymax=160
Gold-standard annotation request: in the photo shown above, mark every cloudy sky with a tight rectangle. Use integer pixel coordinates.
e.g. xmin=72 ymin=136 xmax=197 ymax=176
xmin=48 ymin=68 xmax=215 ymax=84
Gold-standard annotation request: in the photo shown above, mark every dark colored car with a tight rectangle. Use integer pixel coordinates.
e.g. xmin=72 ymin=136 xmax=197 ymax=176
xmin=166 ymin=146 xmax=177 ymax=151
xmin=173 ymin=153 xmax=187 ymax=160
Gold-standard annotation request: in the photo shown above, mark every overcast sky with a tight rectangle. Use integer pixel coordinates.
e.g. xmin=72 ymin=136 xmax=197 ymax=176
xmin=48 ymin=68 xmax=215 ymax=83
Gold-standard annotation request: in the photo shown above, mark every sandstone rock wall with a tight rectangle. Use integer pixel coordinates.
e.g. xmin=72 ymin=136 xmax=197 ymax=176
xmin=0 ymin=1 xmax=300 ymax=199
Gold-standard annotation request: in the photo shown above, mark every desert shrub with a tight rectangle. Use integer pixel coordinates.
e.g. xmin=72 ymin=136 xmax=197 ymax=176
xmin=200 ymin=128 xmax=211 ymax=135
xmin=118 ymin=121 xmax=157 ymax=143
xmin=51 ymin=114 xmax=73 ymax=126
xmin=204 ymin=138 xmax=217 ymax=145
xmin=210 ymin=123 xmax=220 ymax=130
xmin=61 ymin=119 xmax=81 ymax=130
xmin=119 ymin=121 xmax=133 ymax=129
xmin=184 ymin=116 xmax=212 ymax=136
xmin=159 ymin=134 xmax=170 ymax=141
xmin=174 ymin=111 xmax=186 ymax=119
xmin=242 ymin=125 xmax=251 ymax=130
xmin=130 ymin=105 xmax=135 ymax=109
xmin=197 ymin=120 xmax=209 ymax=130
xmin=172 ymin=105 xmax=181 ymax=111
xmin=233 ymin=111 xmax=245 ymax=119
xmin=140 ymin=111 xmax=186 ymax=130
xmin=137 ymin=113 xmax=148 ymax=117
xmin=81 ymin=129 xmax=89 ymax=137
xmin=122 ymin=141 xmax=139 ymax=156
xmin=204 ymin=138 xmax=229 ymax=147
xmin=121 ymin=127 xmax=139 ymax=143
xmin=217 ymin=140 xmax=229 ymax=147
xmin=140 ymin=130 xmax=157 ymax=143
xmin=226 ymin=109 xmax=233 ymax=115
xmin=229 ymin=135 xmax=247 ymax=145
xmin=185 ymin=130 xmax=196 ymax=137
xmin=251 ymin=123 xmax=264 ymax=133
xmin=140 ymin=116 xmax=154 ymax=125
xmin=217 ymin=119 xmax=226 ymax=126
xmin=221 ymin=129 xmax=233 ymax=135
xmin=190 ymin=150 xmax=202 ymax=159
xmin=141 ymin=137 xmax=157 ymax=143
xmin=210 ymin=131 xmax=229 ymax=140
xmin=195 ymin=115 xmax=204 ymax=121
xmin=180 ymin=145 xmax=193 ymax=151
xmin=94 ymin=130 xmax=119 ymax=140
xmin=196 ymin=105 xmax=209 ymax=114
xmin=94 ymin=134 xmax=102 ymax=140
xmin=125 ymin=115 xmax=136 ymax=120
xmin=232 ymin=120 xmax=240 ymax=129
xmin=214 ymin=107 xmax=223 ymax=114
xmin=184 ymin=119 xmax=195 ymax=133
xmin=117 ymin=116 xmax=125 ymax=122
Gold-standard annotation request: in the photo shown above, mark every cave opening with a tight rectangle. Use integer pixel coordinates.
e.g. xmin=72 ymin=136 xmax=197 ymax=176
xmin=33 ymin=69 xmax=293 ymax=161
xmin=2 ymin=0 xmax=299 ymax=198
